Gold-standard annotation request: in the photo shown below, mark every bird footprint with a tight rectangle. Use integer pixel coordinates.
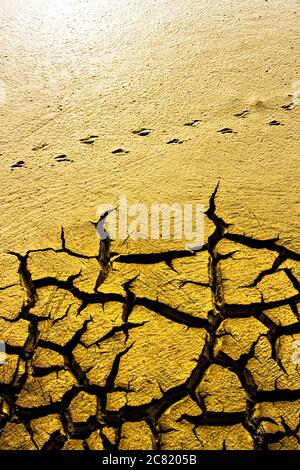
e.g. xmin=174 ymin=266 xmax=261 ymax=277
xmin=167 ymin=138 xmax=184 ymax=144
xmin=80 ymin=135 xmax=99 ymax=145
xmin=218 ymin=127 xmax=236 ymax=134
xmin=55 ymin=154 xmax=73 ymax=163
xmin=269 ymin=120 xmax=283 ymax=126
xmin=234 ymin=110 xmax=250 ymax=118
xmin=11 ymin=160 xmax=25 ymax=170
xmin=32 ymin=143 xmax=48 ymax=151
xmin=132 ymin=128 xmax=151 ymax=136
xmin=184 ymin=119 xmax=201 ymax=126
xmin=111 ymin=148 xmax=129 ymax=154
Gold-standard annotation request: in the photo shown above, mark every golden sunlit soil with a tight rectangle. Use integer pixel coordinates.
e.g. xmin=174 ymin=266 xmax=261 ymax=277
xmin=0 ymin=0 xmax=299 ymax=450
xmin=0 ymin=189 xmax=300 ymax=450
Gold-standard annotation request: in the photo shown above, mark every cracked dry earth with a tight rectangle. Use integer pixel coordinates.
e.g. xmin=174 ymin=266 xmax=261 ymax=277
xmin=0 ymin=189 xmax=300 ymax=451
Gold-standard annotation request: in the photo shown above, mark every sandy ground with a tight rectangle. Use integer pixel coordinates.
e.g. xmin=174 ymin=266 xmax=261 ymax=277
xmin=0 ymin=0 xmax=300 ymax=451
xmin=0 ymin=0 xmax=299 ymax=253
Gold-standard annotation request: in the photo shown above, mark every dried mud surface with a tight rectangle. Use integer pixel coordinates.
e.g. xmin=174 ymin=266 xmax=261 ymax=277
xmin=0 ymin=188 xmax=299 ymax=450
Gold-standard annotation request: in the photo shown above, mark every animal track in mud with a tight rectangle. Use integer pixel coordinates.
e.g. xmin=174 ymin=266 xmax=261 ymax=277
xmin=54 ymin=155 xmax=74 ymax=163
xmin=32 ymin=143 xmax=48 ymax=151
xmin=269 ymin=120 xmax=283 ymax=126
xmin=166 ymin=138 xmax=184 ymax=144
xmin=282 ymin=103 xmax=294 ymax=111
xmin=132 ymin=128 xmax=151 ymax=136
xmin=80 ymin=135 xmax=99 ymax=145
xmin=218 ymin=127 xmax=237 ymax=134
xmin=184 ymin=119 xmax=201 ymax=126
xmin=0 ymin=184 xmax=299 ymax=450
xmin=111 ymin=148 xmax=129 ymax=154
xmin=10 ymin=160 xmax=26 ymax=170
xmin=234 ymin=110 xmax=250 ymax=118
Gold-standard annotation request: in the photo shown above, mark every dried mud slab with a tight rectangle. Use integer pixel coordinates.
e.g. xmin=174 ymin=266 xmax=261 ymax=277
xmin=119 ymin=421 xmax=155 ymax=450
xmin=0 ymin=190 xmax=300 ymax=450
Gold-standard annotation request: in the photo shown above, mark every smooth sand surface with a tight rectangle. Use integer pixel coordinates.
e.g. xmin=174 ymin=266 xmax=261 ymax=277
xmin=0 ymin=1 xmax=300 ymax=451
xmin=0 ymin=0 xmax=299 ymax=251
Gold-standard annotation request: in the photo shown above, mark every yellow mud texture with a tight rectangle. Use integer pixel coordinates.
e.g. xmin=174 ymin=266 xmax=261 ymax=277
xmin=0 ymin=0 xmax=300 ymax=450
